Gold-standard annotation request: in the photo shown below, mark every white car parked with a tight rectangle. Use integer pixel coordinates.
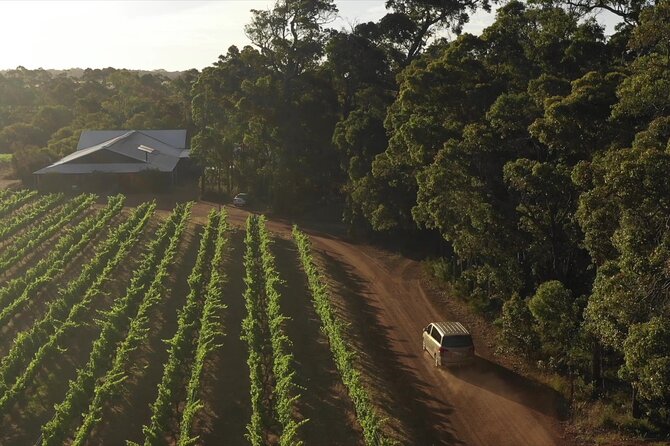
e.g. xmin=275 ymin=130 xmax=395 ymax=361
xmin=233 ymin=193 xmax=249 ymax=207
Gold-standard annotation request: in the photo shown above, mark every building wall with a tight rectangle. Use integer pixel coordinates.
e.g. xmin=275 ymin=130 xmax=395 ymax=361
xmin=36 ymin=170 xmax=174 ymax=193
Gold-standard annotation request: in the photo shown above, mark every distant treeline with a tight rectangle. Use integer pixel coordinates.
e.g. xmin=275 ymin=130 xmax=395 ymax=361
xmin=0 ymin=66 xmax=196 ymax=181
xmin=0 ymin=67 xmax=187 ymax=80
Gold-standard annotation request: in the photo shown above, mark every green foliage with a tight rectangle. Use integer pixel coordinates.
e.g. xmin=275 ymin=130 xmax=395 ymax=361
xmin=0 ymin=67 xmax=195 ymax=178
xmin=245 ymin=0 xmax=337 ymax=78
xmin=612 ymin=53 xmax=670 ymax=127
xmin=621 ymin=317 xmax=670 ymax=403
xmin=242 ymin=215 xmax=267 ymax=446
xmin=0 ymin=192 xmax=65 ymax=242
xmin=381 ymin=0 xmax=492 ymax=66
xmin=583 ymin=147 xmax=670 ymax=352
xmin=332 ymin=90 xmax=394 ymax=232
xmin=293 ymin=226 xmax=391 ymax=445
xmin=0 ymin=199 xmax=153 ymax=413
xmin=31 ymin=105 xmax=73 ymax=134
xmin=11 ymin=146 xmax=57 ymax=183
xmin=545 ymin=0 xmax=653 ymax=25
xmin=142 ymin=208 xmax=219 ymax=445
xmin=71 ymin=203 xmax=192 ymax=445
xmin=628 ymin=0 xmax=670 ymax=53
xmin=178 ymin=209 xmax=228 ymax=446
xmin=528 ymin=281 xmax=583 ymax=368
xmin=527 ymin=74 xmax=571 ymax=106
xmin=42 ymin=203 xmax=191 ymax=446
xmin=191 ymin=1 xmax=342 ymax=212
xmin=0 ymin=189 xmax=37 ymax=219
xmin=499 ymin=293 xmax=540 ymax=356
xmin=486 ymin=92 xmax=540 ymax=138
xmin=0 ymin=0 xmax=663 ymax=432
xmin=632 ymin=116 xmax=670 ymax=150
xmin=242 ymin=215 xmax=305 ymax=445
xmin=258 ymin=216 xmax=306 ymax=445
xmin=0 ymin=194 xmax=124 ymax=330
xmin=0 ymin=193 xmax=95 ymax=274
xmin=0 ymin=122 xmax=46 ymax=152
xmin=363 ymin=17 xmax=670 ymax=417
xmin=529 ymin=71 xmax=624 ymax=163
xmin=503 ymin=159 xmax=586 ymax=286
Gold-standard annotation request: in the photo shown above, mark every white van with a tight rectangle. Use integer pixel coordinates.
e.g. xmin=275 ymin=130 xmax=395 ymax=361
xmin=422 ymin=322 xmax=475 ymax=367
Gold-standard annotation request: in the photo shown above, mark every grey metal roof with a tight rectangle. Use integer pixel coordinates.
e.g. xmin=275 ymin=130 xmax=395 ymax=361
xmin=34 ymin=162 xmax=176 ymax=175
xmin=433 ymin=322 xmax=470 ymax=336
xmin=77 ymin=129 xmax=187 ymax=150
xmin=35 ymin=129 xmax=188 ymax=175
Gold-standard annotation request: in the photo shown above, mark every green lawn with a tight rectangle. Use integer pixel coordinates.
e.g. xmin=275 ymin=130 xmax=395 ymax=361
xmin=0 ymin=154 xmax=11 ymax=164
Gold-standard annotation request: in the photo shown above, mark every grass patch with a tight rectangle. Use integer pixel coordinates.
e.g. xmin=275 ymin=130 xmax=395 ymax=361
xmin=0 ymin=154 xmax=12 ymax=164
xmin=573 ymin=395 xmax=669 ymax=444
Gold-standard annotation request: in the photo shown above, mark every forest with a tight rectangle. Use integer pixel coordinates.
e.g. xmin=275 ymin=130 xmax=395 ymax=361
xmin=0 ymin=66 xmax=197 ymax=182
xmin=1 ymin=0 xmax=669 ymax=437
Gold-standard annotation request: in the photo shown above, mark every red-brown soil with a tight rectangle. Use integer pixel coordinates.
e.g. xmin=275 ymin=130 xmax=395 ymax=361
xmin=0 ymin=193 xmax=572 ymax=445
xmin=221 ymin=203 xmax=570 ymax=446
xmin=195 ymin=228 xmax=252 ymax=446
xmin=90 ymin=219 xmax=200 ymax=445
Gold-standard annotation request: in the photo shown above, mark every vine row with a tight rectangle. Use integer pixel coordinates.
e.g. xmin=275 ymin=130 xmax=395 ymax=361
xmin=243 ymin=215 xmax=304 ymax=446
xmin=141 ymin=209 xmax=220 ymax=445
xmin=0 ymin=193 xmax=96 ymax=275
xmin=177 ymin=208 xmax=228 ymax=446
xmin=259 ymin=216 xmax=305 ymax=446
xmin=292 ymin=226 xmax=390 ymax=446
xmin=0 ymin=189 xmax=37 ymax=219
xmin=0 ymin=192 xmax=65 ymax=242
xmin=69 ymin=203 xmax=193 ymax=445
xmin=39 ymin=203 xmax=192 ymax=445
xmin=0 ymin=195 xmax=125 ymax=330
xmin=0 ymin=201 xmax=155 ymax=412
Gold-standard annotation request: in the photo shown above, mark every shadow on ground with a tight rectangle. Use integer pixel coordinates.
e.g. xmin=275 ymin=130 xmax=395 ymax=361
xmin=448 ymin=357 xmax=570 ymax=420
xmin=272 ymin=236 xmax=363 ymax=445
xmin=197 ymin=228 xmax=251 ymax=446
xmin=319 ymin=249 xmax=463 ymax=446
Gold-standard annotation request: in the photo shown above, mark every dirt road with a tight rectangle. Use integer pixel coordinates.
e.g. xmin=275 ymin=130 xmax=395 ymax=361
xmin=220 ymin=204 xmax=569 ymax=446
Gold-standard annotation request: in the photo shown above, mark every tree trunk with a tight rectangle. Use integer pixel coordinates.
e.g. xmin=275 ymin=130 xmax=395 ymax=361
xmin=591 ymin=340 xmax=602 ymax=397
xmin=569 ymin=365 xmax=575 ymax=419
xmin=228 ymin=166 xmax=233 ymax=194
xmin=631 ymin=385 xmax=641 ymax=419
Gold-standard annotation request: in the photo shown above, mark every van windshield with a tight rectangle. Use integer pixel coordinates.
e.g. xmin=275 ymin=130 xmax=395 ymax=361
xmin=441 ymin=335 xmax=473 ymax=348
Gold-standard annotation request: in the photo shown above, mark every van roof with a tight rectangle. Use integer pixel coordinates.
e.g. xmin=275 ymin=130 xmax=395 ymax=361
xmin=433 ymin=322 xmax=470 ymax=336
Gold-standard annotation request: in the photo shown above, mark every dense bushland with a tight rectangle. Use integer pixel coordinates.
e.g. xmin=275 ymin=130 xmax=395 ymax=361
xmin=188 ymin=0 xmax=670 ymax=435
xmin=0 ymin=67 xmax=195 ymax=180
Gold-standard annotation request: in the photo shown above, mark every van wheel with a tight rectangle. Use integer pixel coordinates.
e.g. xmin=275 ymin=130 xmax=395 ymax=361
xmin=434 ymin=354 xmax=440 ymax=367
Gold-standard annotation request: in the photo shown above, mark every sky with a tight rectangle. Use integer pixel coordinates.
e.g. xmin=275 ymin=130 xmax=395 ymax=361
xmin=0 ymin=1 xmax=620 ymax=72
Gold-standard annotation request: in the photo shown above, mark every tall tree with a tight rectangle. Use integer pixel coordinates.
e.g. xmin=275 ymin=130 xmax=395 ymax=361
xmin=245 ymin=0 xmax=337 ymax=80
xmin=191 ymin=0 xmax=341 ymax=212
xmin=382 ymin=0 xmax=492 ymax=66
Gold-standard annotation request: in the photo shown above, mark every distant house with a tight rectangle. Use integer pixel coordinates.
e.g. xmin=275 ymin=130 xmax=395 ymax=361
xmin=34 ymin=129 xmax=195 ymax=192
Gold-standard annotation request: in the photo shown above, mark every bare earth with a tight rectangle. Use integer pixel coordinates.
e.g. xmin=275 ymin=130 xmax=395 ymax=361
xmin=220 ymin=203 xmax=570 ymax=446
xmin=0 ymin=186 xmax=570 ymax=445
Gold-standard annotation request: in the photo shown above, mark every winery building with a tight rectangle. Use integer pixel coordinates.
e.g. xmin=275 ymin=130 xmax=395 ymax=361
xmin=34 ymin=129 xmax=192 ymax=192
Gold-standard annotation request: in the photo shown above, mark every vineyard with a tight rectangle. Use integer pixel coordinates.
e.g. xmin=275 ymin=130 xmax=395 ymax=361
xmin=0 ymin=189 xmax=386 ymax=446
